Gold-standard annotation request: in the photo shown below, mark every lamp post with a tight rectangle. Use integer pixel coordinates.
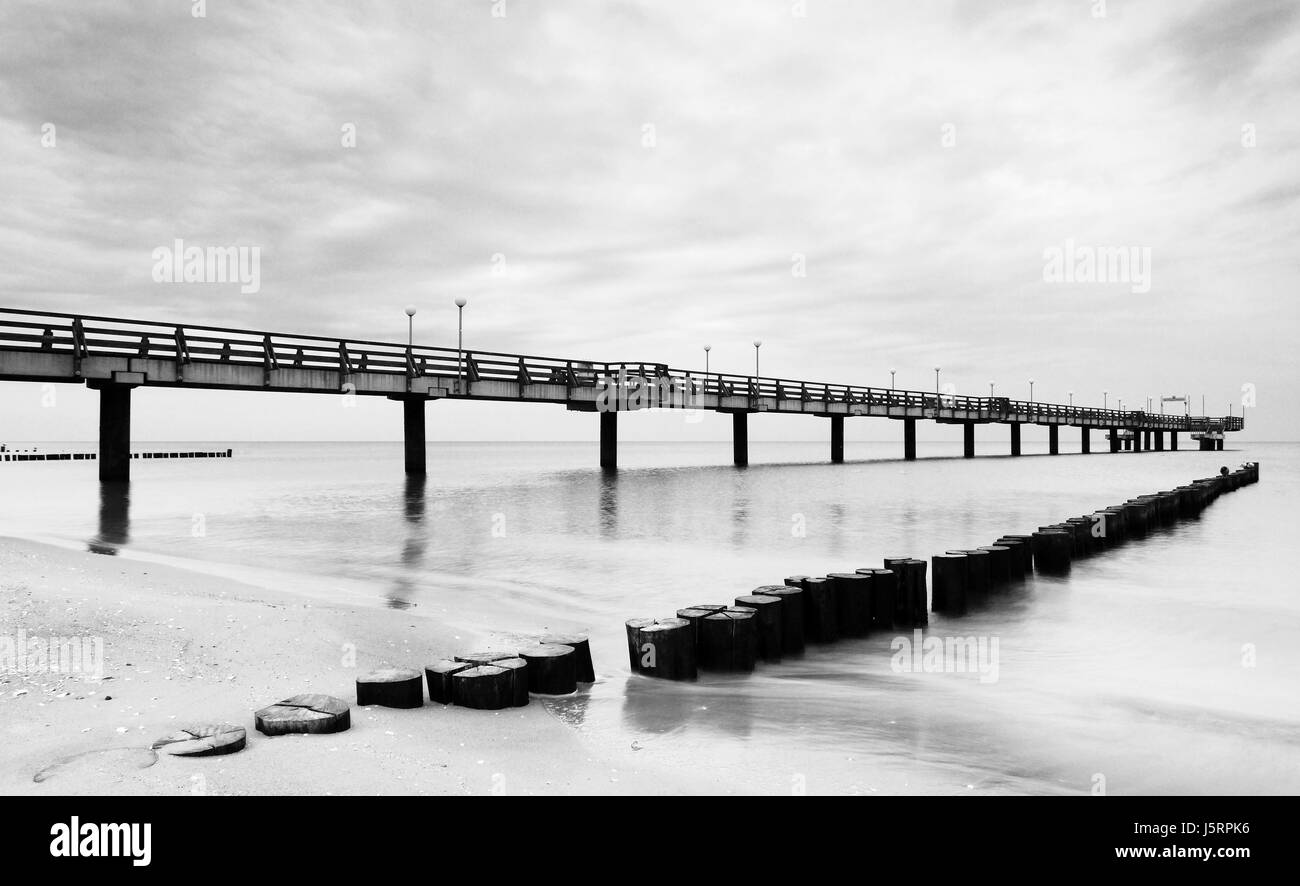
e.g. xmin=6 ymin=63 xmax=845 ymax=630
xmin=1068 ymin=390 xmax=1074 ymax=408
xmin=753 ymin=340 xmax=762 ymax=378
xmin=934 ymin=366 xmax=940 ymax=394
xmin=455 ymin=298 xmax=467 ymax=394
xmin=1029 ymin=378 xmax=1035 ymax=402
xmin=704 ymin=344 xmax=711 ymax=375
xmin=404 ymin=305 xmax=417 ymax=346
xmin=989 ymin=380 xmax=995 ymax=398
xmin=1103 ymin=390 xmax=1108 ymax=409
xmin=1118 ymin=398 xmax=1123 ymax=412
xmin=889 ymin=368 xmax=896 ymax=390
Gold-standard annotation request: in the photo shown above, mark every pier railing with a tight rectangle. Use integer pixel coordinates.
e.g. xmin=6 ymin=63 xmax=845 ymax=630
xmin=0 ymin=307 xmax=1245 ymax=432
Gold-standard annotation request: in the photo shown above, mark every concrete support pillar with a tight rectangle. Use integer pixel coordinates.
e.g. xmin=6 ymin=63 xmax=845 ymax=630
xmin=1010 ymin=422 xmax=1021 ymax=457
xmin=1125 ymin=437 xmax=1133 ymax=451
xmin=403 ymin=397 xmax=427 ymax=475
xmin=1155 ymin=431 xmax=1164 ymax=451
xmin=733 ymin=411 xmax=749 ymax=467
xmin=1081 ymin=426 xmax=1090 ymax=454
xmin=903 ymin=418 xmax=917 ymax=461
xmin=600 ymin=411 xmax=617 ymax=470
xmin=98 ymin=384 xmax=132 ymax=483
xmin=1216 ymin=438 xmax=1224 ymax=452
xmin=1171 ymin=431 xmax=1179 ymax=451
xmin=1143 ymin=430 xmax=1152 ymax=451
xmin=1049 ymin=425 xmax=1059 ymax=455
xmin=1109 ymin=428 xmax=1120 ymax=453
xmin=830 ymin=415 xmax=844 ymax=464
xmin=963 ymin=422 xmax=975 ymax=458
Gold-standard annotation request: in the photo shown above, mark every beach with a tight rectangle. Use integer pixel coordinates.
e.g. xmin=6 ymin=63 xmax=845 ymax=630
xmin=0 ymin=535 xmax=718 ymax=796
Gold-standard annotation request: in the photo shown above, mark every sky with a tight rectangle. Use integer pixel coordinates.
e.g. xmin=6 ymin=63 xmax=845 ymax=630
xmin=1 ymin=0 xmax=1297 ymax=443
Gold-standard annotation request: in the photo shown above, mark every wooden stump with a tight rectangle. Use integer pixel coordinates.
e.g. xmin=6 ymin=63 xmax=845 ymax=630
xmin=992 ymin=539 xmax=1027 ymax=580
xmin=634 ymin=617 xmax=697 ymax=681
xmin=1032 ymin=530 xmax=1072 ymax=574
xmin=784 ymin=575 xmax=810 ymax=587
xmin=752 ymin=584 xmax=804 ymax=655
xmin=734 ymin=594 xmax=783 ymax=662
xmin=542 ymin=634 xmax=595 ymax=682
xmin=976 ymin=545 xmax=1012 ymax=587
xmin=518 ymin=644 xmax=578 ymax=695
xmin=883 ymin=558 xmax=915 ymax=626
xmin=827 ymin=572 xmax=871 ymax=637
xmin=676 ymin=607 xmax=724 ymax=650
xmin=699 ymin=608 xmax=757 ymax=672
xmin=452 ymin=665 xmax=513 ymax=710
xmin=455 ymin=651 xmax=517 ymax=666
xmin=947 ymin=549 xmax=990 ymax=596
xmin=151 ymin=724 xmax=246 ymax=757
xmin=799 ymin=577 xmax=837 ymax=642
xmin=492 ymin=657 xmax=531 ymax=707
xmin=255 ymin=694 xmax=351 ymax=736
xmin=906 ymin=559 xmax=929 ymax=625
xmin=867 ymin=568 xmax=898 ymax=630
xmin=931 ymin=553 xmax=967 ymax=615
xmin=626 ymin=617 xmax=655 ymax=671
xmin=356 ymin=667 xmax=425 ymax=708
xmin=998 ymin=534 xmax=1036 ymax=573
xmin=425 ymin=660 xmax=470 ymax=705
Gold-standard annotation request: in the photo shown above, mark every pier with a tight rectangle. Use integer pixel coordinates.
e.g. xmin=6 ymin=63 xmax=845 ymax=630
xmin=0 ymin=307 xmax=1243 ymax=481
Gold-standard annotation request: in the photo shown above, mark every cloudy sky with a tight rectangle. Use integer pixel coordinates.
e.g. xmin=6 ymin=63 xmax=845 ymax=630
xmin=1 ymin=0 xmax=1296 ymax=443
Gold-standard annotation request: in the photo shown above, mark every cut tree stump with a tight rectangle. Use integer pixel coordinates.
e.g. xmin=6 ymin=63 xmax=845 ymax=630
xmin=455 ymin=651 xmax=517 ymax=666
xmin=699 ymin=608 xmax=757 ymax=672
xmin=151 ymin=724 xmax=246 ymax=757
xmin=542 ymin=634 xmax=595 ymax=682
xmin=452 ymin=665 xmax=513 ymax=710
xmin=425 ymin=660 xmax=470 ymax=704
xmin=517 ymin=644 xmax=578 ymax=695
xmin=254 ymin=694 xmax=351 ymax=736
xmin=733 ymin=594 xmax=783 ymax=662
xmin=356 ymin=667 xmax=424 ymax=708
xmin=630 ymin=617 xmax=697 ymax=681
xmin=492 ymin=657 xmax=531 ymax=707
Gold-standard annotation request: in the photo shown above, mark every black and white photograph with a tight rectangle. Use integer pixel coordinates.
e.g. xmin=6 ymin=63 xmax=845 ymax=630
xmin=0 ymin=0 xmax=1293 ymax=865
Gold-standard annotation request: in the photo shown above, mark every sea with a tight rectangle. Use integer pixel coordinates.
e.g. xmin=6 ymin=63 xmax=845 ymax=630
xmin=2 ymin=439 xmax=1296 ymax=795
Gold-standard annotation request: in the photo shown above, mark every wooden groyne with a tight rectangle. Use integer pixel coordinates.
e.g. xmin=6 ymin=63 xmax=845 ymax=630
xmin=626 ymin=462 xmax=1260 ymax=680
xmin=1 ymin=448 xmax=233 ymax=462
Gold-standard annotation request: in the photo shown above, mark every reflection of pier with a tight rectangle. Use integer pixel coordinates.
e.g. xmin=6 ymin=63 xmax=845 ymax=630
xmin=0 ymin=307 xmax=1244 ymax=480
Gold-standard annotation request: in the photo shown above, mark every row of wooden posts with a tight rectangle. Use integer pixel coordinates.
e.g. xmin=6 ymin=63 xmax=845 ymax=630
xmin=1 ymin=449 xmax=233 ymax=462
xmin=150 ymin=635 xmax=597 ymax=756
xmin=625 ymin=462 xmax=1260 ymax=681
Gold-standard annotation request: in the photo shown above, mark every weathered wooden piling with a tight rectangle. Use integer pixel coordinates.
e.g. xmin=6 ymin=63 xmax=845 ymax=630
xmin=629 ymin=617 xmax=697 ymax=680
xmin=1121 ymin=500 xmax=1149 ymax=538
xmin=866 ymin=568 xmax=898 ymax=629
xmin=1032 ymin=530 xmax=1072 ymax=574
xmin=151 ymin=724 xmax=247 ymax=757
xmin=999 ymin=534 xmax=1036 ymax=573
xmin=828 ymin=572 xmax=872 ymax=637
xmin=254 ymin=694 xmax=351 ymax=736
xmin=699 ymin=607 xmax=758 ymax=672
xmin=992 ymin=539 xmax=1027 ymax=579
xmin=452 ymin=665 xmax=513 ymax=710
xmin=492 ymin=657 xmax=531 ymax=707
xmin=455 ymin=651 xmax=517 ymax=666
xmin=976 ymin=545 xmax=1012 ymax=586
xmin=356 ymin=667 xmax=425 ymax=708
xmin=799 ymin=576 xmax=838 ymax=642
xmin=542 ymin=634 xmax=595 ymax=682
xmin=946 ymin=549 xmax=991 ymax=596
xmin=734 ymin=594 xmax=783 ymax=662
xmin=883 ymin=558 xmax=917 ymax=626
xmin=425 ymin=660 xmax=470 ymax=704
xmin=931 ymin=553 xmax=968 ymax=615
xmin=752 ymin=584 xmax=805 ymax=655
xmin=905 ymin=558 xmax=929 ymax=625
xmin=518 ymin=644 xmax=578 ymax=695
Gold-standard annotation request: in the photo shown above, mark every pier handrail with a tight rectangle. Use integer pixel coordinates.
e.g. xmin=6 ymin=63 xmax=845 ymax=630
xmin=0 ymin=307 xmax=1245 ymax=432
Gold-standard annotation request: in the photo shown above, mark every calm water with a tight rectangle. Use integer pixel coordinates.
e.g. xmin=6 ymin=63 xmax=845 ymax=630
xmin=2 ymin=439 xmax=1297 ymax=794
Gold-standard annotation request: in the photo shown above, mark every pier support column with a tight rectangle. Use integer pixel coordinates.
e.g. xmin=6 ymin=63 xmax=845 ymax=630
xmin=830 ymin=415 xmax=844 ymax=463
xmin=1081 ymin=426 xmax=1090 ymax=454
xmin=1125 ymin=437 xmax=1133 ymax=451
xmin=1048 ymin=425 xmax=1059 ymax=455
xmin=1216 ymin=438 xmax=1224 ymax=452
xmin=1109 ymin=428 xmax=1120 ymax=453
xmin=903 ymin=418 xmax=917 ymax=461
xmin=1155 ymin=431 xmax=1164 ymax=451
xmin=1010 ymin=422 xmax=1021 ymax=457
xmin=98 ymin=384 xmax=132 ymax=483
xmin=732 ymin=411 xmax=749 ymax=467
xmin=403 ymin=397 xmax=427 ymax=475
xmin=1170 ymin=432 xmax=1178 ymax=451
xmin=1143 ymin=430 xmax=1152 ymax=451
xmin=600 ymin=411 xmax=617 ymax=470
xmin=963 ymin=422 xmax=975 ymax=458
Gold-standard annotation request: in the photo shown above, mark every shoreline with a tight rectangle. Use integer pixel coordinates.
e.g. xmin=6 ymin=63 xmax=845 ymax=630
xmin=0 ymin=535 xmax=729 ymax=795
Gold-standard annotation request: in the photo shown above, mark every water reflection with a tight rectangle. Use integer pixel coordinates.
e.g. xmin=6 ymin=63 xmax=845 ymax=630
xmin=597 ymin=470 xmax=619 ymax=540
xmin=88 ymin=482 xmax=130 ymax=555
xmin=389 ymin=473 xmax=427 ymax=609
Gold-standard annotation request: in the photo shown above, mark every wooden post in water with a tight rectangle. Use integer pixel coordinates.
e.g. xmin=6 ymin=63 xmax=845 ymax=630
xmin=963 ymin=422 xmax=975 ymax=458
xmin=828 ymin=572 xmax=871 ymax=637
xmin=1032 ymin=530 xmax=1072 ymax=573
xmin=798 ymin=577 xmax=837 ymax=642
xmin=517 ymin=645 xmax=578 ymax=695
xmin=733 ymin=411 xmax=749 ymax=467
xmin=830 ymin=415 xmax=844 ymax=463
xmin=734 ymin=594 xmax=783 ymax=661
xmin=753 ymin=585 xmax=805 ymax=655
xmin=1048 ymin=425 xmax=1059 ymax=455
xmin=600 ymin=410 xmax=617 ymax=470
xmin=1010 ymin=422 xmax=1021 ymax=456
xmin=904 ymin=418 xmax=917 ymax=461
xmin=98 ymin=383 xmax=132 ymax=482
xmin=699 ymin=608 xmax=758 ymax=672
xmin=931 ymin=553 xmax=967 ymax=615
xmin=629 ymin=617 xmax=697 ymax=681
xmin=403 ymin=396 xmax=426 ymax=475
xmin=1081 ymin=426 xmax=1090 ymax=454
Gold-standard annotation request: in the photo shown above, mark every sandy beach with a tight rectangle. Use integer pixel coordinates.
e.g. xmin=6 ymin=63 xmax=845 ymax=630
xmin=0 ymin=536 xmax=733 ymax=796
